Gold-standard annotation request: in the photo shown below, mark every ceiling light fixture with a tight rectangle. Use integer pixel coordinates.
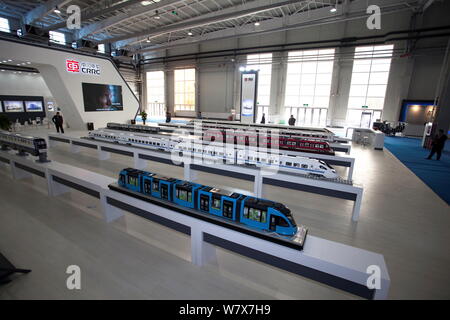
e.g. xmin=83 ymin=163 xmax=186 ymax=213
xmin=146 ymin=38 xmax=151 ymax=43
xmin=154 ymin=10 xmax=160 ymax=19
xmin=54 ymin=7 xmax=61 ymax=14
xmin=187 ymin=31 xmax=193 ymax=36
xmin=141 ymin=1 xmax=152 ymax=5
xmin=330 ymin=7 xmax=337 ymax=13
xmin=254 ymin=22 xmax=260 ymax=26
xmin=8 ymin=59 xmax=12 ymax=62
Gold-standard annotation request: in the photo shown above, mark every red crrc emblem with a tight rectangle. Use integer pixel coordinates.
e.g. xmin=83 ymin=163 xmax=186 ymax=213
xmin=66 ymin=60 xmax=80 ymax=73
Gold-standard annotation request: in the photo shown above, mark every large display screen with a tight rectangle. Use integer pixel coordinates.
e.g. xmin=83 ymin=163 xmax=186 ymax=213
xmin=25 ymin=101 xmax=44 ymax=112
xmin=82 ymin=83 xmax=123 ymax=112
xmin=3 ymin=101 xmax=24 ymax=112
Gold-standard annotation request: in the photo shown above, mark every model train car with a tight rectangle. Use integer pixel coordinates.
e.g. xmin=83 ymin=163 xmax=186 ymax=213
xmin=118 ymin=168 xmax=302 ymax=237
xmin=107 ymin=122 xmax=335 ymax=155
xmin=88 ymin=129 xmax=339 ymax=179
xmin=0 ymin=131 xmax=49 ymax=162
xmin=107 ymin=122 xmax=160 ymax=133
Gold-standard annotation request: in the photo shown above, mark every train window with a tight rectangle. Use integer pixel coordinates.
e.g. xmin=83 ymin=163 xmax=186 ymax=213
xmin=278 ymin=217 xmax=289 ymax=227
xmin=261 ymin=210 xmax=267 ymax=223
xmin=128 ymin=176 xmax=139 ymax=187
xmin=119 ymin=174 xmax=125 ymax=185
xmin=305 ymin=143 xmax=310 ymax=147
xmin=152 ymin=181 xmax=159 ymax=192
xmin=286 ymin=162 xmax=292 ymax=166
xmin=294 ymin=163 xmax=300 ymax=167
xmin=320 ymin=145 xmax=324 ymax=149
xmin=248 ymin=207 xmax=261 ymax=222
xmin=319 ymin=165 xmax=327 ymax=170
xmin=212 ymin=198 xmax=221 ymax=210
xmin=302 ymin=164 xmax=308 ymax=169
xmin=244 ymin=206 xmax=249 ymax=218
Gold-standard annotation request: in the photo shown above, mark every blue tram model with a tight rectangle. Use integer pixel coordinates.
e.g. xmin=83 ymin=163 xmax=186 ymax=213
xmin=118 ymin=168 xmax=300 ymax=237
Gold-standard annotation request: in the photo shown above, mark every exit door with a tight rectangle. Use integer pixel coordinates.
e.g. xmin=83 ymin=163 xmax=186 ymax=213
xmin=360 ymin=112 xmax=372 ymax=128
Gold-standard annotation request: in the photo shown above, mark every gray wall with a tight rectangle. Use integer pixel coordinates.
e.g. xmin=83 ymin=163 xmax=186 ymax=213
xmin=140 ymin=1 xmax=450 ymax=124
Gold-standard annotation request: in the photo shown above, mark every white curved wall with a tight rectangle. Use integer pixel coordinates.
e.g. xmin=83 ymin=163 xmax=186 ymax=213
xmin=0 ymin=39 xmax=139 ymax=130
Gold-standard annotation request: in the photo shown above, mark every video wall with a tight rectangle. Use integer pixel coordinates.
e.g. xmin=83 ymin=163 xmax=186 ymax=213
xmin=0 ymin=95 xmax=46 ymax=124
xmin=82 ymin=83 xmax=123 ymax=112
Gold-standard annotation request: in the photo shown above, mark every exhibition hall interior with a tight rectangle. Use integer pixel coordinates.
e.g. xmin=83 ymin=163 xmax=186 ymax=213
xmin=0 ymin=0 xmax=449 ymax=301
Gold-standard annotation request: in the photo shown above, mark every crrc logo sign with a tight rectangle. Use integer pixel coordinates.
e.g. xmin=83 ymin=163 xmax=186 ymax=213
xmin=66 ymin=59 xmax=100 ymax=75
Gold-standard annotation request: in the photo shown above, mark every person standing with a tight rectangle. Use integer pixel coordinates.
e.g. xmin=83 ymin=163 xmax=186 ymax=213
xmin=426 ymin=129 xmax=448 ymax=160
xmin=166 ymin=111 xmax=171 ymax=123
xmin=52 ymin=112 xmax=64 ymax=134
xmin=261 ymin=113 xmax=266 ymax=124
xmin=288 ymin=115 xmax=296 ymax=126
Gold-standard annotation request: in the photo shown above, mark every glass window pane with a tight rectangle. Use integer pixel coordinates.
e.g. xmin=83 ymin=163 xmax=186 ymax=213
xmin=367 ymin=85 xmax=387 ymax=97
xmin=351 ymin=73 xmax=370 ymax=85
xmin=349 ymin=85 xmax=368 ymax=97
xmin=369 ymin=72 xmax=389 ymax=84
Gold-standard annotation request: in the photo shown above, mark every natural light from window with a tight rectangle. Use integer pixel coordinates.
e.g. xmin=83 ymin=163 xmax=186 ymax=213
xmin=174 ymin=68 xmax=195 ymax=111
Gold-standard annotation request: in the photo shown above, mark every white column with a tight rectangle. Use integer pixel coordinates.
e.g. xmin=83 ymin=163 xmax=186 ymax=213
xmin=352 ymin=189 xmax=363 ymax=222
xmin=133 ymin=152 xmax=146 ymax=170
xmin=100 ymin=192 xmax=124 ymax=223
xmin=97 ymin=146 xmax=110 ymax=160
xmin=70 ymin=142 xmax=81 ymax=153
xmin=11 ymin=161 xmax=33 ymax=180
xmin=190 ymin=226 xmax=217 ymax=266
xmin=253 ymin=170 xmax=263 ymax=197
xmin=47 ymin=175 xmax=71 ymax=197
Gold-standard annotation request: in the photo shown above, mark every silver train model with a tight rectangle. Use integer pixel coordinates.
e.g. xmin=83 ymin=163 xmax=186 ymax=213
xmin=88 ymin=129 xmax=338 ymax=179
xmin=0 ymin=131 xmax=50 ymax=162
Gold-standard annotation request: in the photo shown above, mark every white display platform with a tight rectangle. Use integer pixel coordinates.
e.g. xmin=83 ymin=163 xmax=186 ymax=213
xmin=348 ymin=128 xmax=385 ymax=150
xmin=0 ymin=149 xmax=390 ymax=299
xmin=48 ymin=133 xmax=363 ymax=222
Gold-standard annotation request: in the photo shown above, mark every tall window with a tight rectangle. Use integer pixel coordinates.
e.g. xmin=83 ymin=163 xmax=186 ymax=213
xmin=0 ymin=17 xmax=10 ymax=33
xmin=174 ymin=68 xmax=195 ymax=111
xmin=284 ymin=49 xmax=335 ymax=126
xmin=247 ymin=53 xmax=272 ymax=107
xmin=49 ymin=31 xmax=66 ymax=45
xmin=146 ymin=71 xmax=165 ymax=117
xmin=347 ymin=45 xmax=393 ymax=127
xmin=97 ymin=43 xmax=105 ymax=54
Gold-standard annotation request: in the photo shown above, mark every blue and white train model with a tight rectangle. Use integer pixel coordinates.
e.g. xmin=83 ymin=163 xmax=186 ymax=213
xmin=117 ymin=167 xmax=307 ymax=239
xmin=88 ymin=129 xmax=339 ymax=179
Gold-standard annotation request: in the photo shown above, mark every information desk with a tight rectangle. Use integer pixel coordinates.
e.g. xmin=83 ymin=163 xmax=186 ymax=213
xmin=0 ymin=149 xmax=389 ymax=299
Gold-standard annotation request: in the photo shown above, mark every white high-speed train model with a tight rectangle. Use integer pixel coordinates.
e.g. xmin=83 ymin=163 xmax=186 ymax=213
xmin=88 ymin=129 xmax=339 ymax=179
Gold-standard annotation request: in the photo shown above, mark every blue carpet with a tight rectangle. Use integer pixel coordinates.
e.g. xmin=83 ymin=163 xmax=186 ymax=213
xmin=384 ymin=136 xmax=450 ymax=205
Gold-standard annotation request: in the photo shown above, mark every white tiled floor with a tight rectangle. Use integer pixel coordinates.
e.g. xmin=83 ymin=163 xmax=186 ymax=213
xmin=0 ymin=126 xmax=449 ymax=299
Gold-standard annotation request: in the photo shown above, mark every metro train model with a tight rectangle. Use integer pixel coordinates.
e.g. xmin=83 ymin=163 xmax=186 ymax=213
xmin=117 ymin=168 xmax=303 ymax=237
xmin=88 ymin=129 xmax=339 ymax=179
xmin=0 ymin=131 xmax=48 ymax=158
xmin=108 ymin=122 xmax=335 ymax=155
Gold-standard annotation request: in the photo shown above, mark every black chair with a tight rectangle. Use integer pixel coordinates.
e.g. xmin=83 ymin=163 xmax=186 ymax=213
xmin=0 ymin=252 xmax=31 ymax=285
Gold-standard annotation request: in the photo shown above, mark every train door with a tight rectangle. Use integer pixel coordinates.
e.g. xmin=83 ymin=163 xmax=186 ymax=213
xmin=161 ymin=184 xmax=169 ymax=200
xmin=269 ymin=215 xmax=277 ymax=232
xmin=223 ymin=200 xmax=233 ymax=219
xmin=119 ymin=174 xmax=126 ymax=186
xmin=143 ymin=179 xmax=151 ymax=195
xmin=200 ymin=194 xmax=209 ymax=212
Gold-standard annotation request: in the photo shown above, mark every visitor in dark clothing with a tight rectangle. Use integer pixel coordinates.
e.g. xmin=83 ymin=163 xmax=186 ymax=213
xmin=166 ymin=111 xmax=171 ymax=123
xmin=427 ymin=129 xmax=447 ymax=160
xmin=261 ymin=113 xmax=266 ymax=124
xmin=52 ymin=112 xmax=64 ymax=134
xmin=288 ymin=115 xmax=296 ymax=126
